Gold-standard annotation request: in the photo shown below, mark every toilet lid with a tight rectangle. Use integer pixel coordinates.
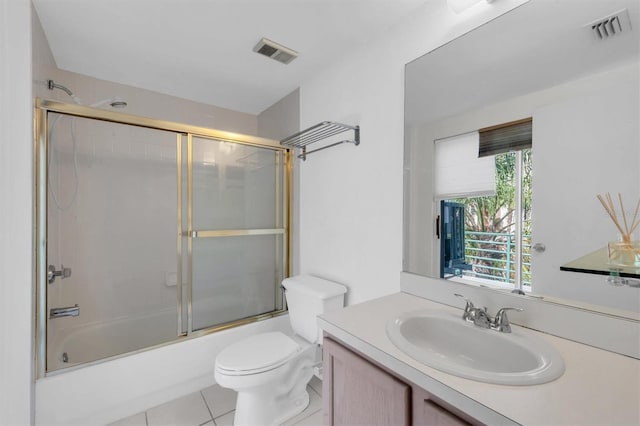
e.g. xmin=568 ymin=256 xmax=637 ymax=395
xmin=216 ymin=331 xmax=300 ymax=374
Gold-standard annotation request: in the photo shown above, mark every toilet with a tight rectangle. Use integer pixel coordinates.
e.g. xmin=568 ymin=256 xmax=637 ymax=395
xmin=214 ymin=275 xmax=347 ymax=426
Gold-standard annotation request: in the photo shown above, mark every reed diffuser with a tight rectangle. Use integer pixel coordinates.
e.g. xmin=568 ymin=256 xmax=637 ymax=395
xmin=597 ymin=192 xmax=640 ymax=267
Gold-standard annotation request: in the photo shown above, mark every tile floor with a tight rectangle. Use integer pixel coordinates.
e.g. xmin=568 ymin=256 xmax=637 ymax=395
xmin=108 ymin=376 xmax=323 ymax=426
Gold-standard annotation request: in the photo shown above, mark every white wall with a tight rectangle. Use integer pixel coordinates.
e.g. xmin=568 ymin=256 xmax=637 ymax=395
xmin=0 ymin=1 xmax=34 ymax=424
xmin=298 ymin=0 xmax=529 ymax=305
xmin=257 ymin=88 xmax=300 ymax=141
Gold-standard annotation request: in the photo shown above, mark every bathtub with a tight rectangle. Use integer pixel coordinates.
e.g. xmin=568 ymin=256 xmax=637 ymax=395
xmin=48 ymin=307 xmax=178 ymax=371
xmin=36 ymin=313 xmax=291 ymax=425
xmin=47 ymin=294 xmax=275 ymax=372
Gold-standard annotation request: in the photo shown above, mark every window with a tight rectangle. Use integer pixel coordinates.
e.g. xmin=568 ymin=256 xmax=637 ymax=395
xmin=437 ymin=119 xmax=532 ymax=292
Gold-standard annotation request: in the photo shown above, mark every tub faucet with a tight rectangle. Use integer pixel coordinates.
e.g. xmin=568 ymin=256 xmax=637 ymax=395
xmin=49 ymin=304 xmax=79 ymax=319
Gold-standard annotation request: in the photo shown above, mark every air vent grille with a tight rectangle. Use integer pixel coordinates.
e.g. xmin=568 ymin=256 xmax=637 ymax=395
xmin=587 ymin=9 xmax=632 ymax=40
xmin=257 ymin=44 xmax=278 ymax=57
xmin=253 ymin=38 xmax=298 ymax=65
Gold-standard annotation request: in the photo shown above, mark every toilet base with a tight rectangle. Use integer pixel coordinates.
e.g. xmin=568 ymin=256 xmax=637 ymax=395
xmin=214 ymin=334 xmax=322 ymax=426
xmin=234 ymin=382 xmax=311 ymax=426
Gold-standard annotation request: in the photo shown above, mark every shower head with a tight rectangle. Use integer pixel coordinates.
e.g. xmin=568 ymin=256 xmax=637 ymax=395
xmin=47 ymin=79 xmax=82 ymax=105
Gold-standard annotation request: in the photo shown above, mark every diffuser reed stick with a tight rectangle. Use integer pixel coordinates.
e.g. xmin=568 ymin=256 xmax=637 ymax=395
xmin=597 ymin=192 xmax=640 ymax=244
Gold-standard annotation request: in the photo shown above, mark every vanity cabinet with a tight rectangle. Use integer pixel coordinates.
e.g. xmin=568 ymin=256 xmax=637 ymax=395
xmin=322 ymin=336 xmax=478 ymax=426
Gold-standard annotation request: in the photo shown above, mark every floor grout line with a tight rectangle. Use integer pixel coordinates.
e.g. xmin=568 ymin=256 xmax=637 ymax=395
xmin=200 ymin=390 xmax=215 ymax=424
xmin=213 ymin=409 xmax=234 ymax=419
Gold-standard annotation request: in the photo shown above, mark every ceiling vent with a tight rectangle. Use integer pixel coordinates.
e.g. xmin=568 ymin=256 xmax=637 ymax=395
xmin=253 ymin=38 xmax=298 ymax=64
xmin=586 ymin=9 xmax=632 ymax=41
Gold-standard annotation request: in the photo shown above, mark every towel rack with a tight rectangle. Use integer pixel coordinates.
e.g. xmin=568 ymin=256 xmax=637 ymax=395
xmin=280 ymin=121 xmax=360 ymax=161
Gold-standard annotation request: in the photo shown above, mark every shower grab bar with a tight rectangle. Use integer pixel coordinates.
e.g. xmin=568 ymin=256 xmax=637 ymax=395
xmin=49 ymin=305 xmax=79 ymax=319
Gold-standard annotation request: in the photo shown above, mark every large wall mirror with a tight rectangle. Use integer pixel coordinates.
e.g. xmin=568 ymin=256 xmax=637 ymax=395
xmin=403 ymin=0 xmax=639 ymax=319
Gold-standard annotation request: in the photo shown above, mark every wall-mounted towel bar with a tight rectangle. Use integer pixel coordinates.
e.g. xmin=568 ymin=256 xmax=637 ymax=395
xmin=280 ymin=121 xmax=360 ymax=161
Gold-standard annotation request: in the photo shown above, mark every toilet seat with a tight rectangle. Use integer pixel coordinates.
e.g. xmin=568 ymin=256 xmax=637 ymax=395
xmin=215 ymin=331 xmax=301 ymax=376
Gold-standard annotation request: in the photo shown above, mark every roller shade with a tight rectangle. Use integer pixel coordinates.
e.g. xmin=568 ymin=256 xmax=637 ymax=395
xmin=434 ymin=131 xmax=496 ymax=200
xmin=479 ymin=118 xmax=532 ymax=157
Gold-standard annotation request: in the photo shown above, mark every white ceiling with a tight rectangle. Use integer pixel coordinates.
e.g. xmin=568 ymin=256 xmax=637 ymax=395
xmin=33 ymin=0 xmax=427 ymax=115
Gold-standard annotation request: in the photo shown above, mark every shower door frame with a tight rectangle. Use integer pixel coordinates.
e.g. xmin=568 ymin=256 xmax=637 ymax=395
xmin=34 ymin=98 xmax=292 ymax=378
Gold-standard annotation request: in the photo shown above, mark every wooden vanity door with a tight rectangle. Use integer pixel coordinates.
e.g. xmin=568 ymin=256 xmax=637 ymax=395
xmin=412 ymin=386 xmax=472 ymax=426
xmin=323 ymin=337 xmax=410 ymax=426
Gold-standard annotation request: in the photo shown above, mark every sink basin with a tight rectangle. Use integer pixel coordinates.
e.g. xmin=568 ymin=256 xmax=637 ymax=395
xmin=386 ymin=310 xmax=565 ymax=385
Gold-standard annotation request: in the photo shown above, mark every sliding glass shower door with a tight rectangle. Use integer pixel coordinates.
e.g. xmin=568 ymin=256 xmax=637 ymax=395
xmin=37 ymin=101 xmax=290 ymax=375
xmin=45 ymin=113 xmax=180 ymax=371
xmin=190 ymin=137 xmax=287 ymax=330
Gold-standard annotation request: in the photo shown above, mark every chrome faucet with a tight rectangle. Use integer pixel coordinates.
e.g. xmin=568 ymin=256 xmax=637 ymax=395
xmin=48 ymin=264 xmax=72 ymax=284
xmin=455 ymin=293 xmax=490 ymax=328
xmin=454 ymin=294 xmax=523 ymax=333
xmin=49 ymin=304 xmax=79 ymax=319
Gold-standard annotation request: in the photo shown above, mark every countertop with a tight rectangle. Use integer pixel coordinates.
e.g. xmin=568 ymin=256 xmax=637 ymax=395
xmin=318 ymin=292 xmax=640 ymax=425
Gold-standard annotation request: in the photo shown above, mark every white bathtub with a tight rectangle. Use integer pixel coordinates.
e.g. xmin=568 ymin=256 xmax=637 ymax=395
xmin=48 ymin=308 xmax=178 ymax=371
xmin=36 ymin=313 xmax=291 ymax=425
xmin=47 ymin=293 xmax=275 ymax=372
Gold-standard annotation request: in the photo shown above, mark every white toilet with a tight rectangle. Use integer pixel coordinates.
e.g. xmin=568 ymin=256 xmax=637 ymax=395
xmin=214 ymin=275 xmax=347 ymax=426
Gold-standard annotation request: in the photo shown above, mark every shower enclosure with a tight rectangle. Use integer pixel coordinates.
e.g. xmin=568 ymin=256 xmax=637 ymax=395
xmin=35 ymin=99 xmax=291 ymax=375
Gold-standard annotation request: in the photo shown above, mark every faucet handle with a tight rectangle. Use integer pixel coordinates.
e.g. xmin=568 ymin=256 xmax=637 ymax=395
xmin=492 ymin=307 xmax=524 ymax=333
xmin=454 ymin=293 xmax=474 ymax=308
xmin=454 ymin=293 xmax=474 ymax=321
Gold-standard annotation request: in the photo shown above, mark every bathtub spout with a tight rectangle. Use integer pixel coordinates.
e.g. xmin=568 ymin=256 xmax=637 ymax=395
xmin=50 ymin=305 xmax=79 ymax=319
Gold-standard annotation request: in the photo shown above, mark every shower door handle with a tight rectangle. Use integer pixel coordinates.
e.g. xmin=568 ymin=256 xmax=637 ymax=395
xmin=49 ymin=304 xmax=79 ymax=319
xmin=48 ymin=264 xmax=72 ymax=284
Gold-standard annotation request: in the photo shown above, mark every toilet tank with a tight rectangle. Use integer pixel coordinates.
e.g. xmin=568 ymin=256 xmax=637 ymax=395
xmin=282 ymin=275 xmax=347 ymax=344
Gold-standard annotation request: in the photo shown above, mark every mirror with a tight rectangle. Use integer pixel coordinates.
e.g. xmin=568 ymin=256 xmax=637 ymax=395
xmin=403 ymin=0 xmax=639 ymax=318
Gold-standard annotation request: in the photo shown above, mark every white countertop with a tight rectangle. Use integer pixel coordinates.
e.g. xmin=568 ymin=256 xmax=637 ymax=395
xmin=318 ymin=292 xmax=640 ymax=426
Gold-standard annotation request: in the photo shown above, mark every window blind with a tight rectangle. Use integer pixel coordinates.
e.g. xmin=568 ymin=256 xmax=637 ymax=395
xmin=434 ymin=131 xmax=496 ymax=200
xmin=479 ymin=117 xmax=532 ymax=157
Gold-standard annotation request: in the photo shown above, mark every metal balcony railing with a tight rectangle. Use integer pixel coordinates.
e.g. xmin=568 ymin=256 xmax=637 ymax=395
xmin=463 ymin=231 xmax=532 ymax=287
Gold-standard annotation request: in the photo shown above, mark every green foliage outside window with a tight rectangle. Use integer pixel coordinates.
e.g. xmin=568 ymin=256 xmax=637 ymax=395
xmin=451 ymin=149 xmax=532 ymax=286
